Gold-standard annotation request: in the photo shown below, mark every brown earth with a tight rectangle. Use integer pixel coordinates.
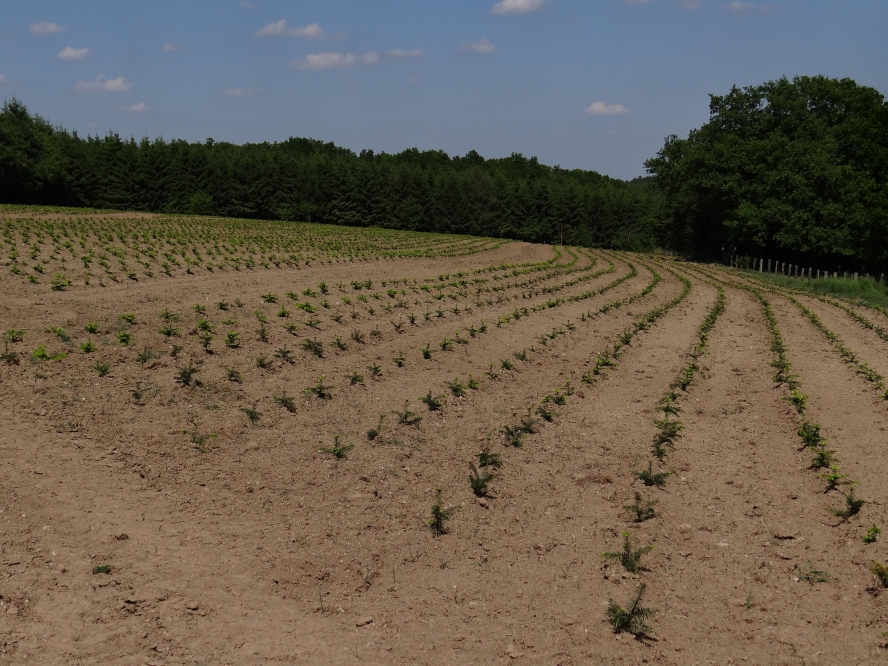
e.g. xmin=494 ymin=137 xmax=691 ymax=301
xmin=2 ymin=233 xmax=888 ymax=664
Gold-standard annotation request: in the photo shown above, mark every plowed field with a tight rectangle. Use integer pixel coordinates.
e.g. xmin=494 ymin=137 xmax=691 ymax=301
xmin=2 ymin=212 xmax=887 ymax=664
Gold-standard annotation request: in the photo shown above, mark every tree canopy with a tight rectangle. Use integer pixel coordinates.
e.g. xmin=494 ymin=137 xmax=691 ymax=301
xmin=0 ymin=99 xmax=662 ymax=250
xmin=646 ymin=75 xmax=888 ymax=272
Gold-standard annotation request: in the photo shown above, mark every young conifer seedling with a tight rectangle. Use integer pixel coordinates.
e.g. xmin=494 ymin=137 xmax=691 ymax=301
xmin=476 ymin=450 xmax=501 ymax=468
xmin=275 ymin=347 xmax=295 ymax=364
xmin=632 ymin=462 xmax=671 ymax=488
xmin=870 ymin=560 xmax=888 ymax=588
xmin=469 ymin=463 xmax=495 ymax=497
xmin=447 ymin=378 xmax=467 ymax=397
xmin=318 ymin=436 xmax=354 ymax=459
xmin=502 ymin=424 xmax=525 ymax=448
xmin=175 ymin=364 xmax=201 ymax=386
xmin=394 ymin=400 xmax=422 ymax=427
xmin=274 ymin=392 xmax=297 ymax=413
xmin=4 ymin=329 xmax=26 ymax=343
xmin=624 ymin=492 xmax=657 ymax=523
xmin=242 ymin=402 xmax=262 ymax=425
xmin=428 ymin=488 xmax=456 ymax=536
xmin=305 ymin=376 xmax=334 ymax=400
xmin=224 ymin=331 xmax=240 ymax=348
xmin=602 ymin=531 xmax=653 ymax=573
xmin=301 ymin=338 xmax=324 ymax=358
xmin=606 ymin=584 xmax=656 ymax=638
xmin=420 ymin=392 xmax=443 ymax=411
xmin=89 ymin=361 xmax=110 ymax=376
xmin=1 ymin=343 xmax=20 ymax=365
xmin=831 ymin=488 xmax=865 ymax=520
xmin=820 ymin=466 xmax=850 ymax=492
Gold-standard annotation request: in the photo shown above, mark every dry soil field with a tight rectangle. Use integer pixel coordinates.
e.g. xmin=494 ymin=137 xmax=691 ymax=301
xmin=2 ymin=211 xmax=888 ymax=664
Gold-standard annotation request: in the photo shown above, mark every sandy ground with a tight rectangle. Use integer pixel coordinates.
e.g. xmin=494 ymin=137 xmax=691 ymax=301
xmin=2 ymin=238 xmax=888 ymax=664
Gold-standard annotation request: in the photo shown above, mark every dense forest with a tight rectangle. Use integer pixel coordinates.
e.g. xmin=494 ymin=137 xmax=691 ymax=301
xmin=0 ymin=98 xmax=662 ymax=249
xmin=646 ymin=75 xmax=888 ymax=273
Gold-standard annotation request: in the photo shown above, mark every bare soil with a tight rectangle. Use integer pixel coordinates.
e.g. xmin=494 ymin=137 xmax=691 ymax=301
xmin=2 ymin=236 xmax=888 ymax=664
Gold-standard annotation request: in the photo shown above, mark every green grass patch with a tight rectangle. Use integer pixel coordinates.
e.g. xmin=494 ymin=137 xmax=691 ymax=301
xmin=745 ymin=271 xmax=888 ymax=308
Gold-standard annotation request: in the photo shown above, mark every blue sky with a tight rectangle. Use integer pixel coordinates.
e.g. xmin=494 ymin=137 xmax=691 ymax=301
xmin=1 ymin=0 xmax=886 ymax=179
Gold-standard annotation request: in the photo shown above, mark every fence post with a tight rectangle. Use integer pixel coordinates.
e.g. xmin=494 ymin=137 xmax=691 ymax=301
xmin=759 ymin=258 xmax=763 ymax=272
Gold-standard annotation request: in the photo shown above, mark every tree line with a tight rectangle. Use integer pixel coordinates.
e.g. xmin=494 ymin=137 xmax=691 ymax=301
xmin=0 ymin=98 xmax=662 ymax=249
xmin=645 ymin=75 xmax=888 ymax=274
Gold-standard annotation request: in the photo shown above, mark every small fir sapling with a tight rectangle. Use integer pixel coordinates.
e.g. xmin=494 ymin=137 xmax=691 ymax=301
xmin=469 ymin=463 xmax=494 ymax=497
xmin=428 ymin=488 xmax=456 ymax=536
xmin=624 ymin=493 xmax=657 ymax=523
xmin=602 ymin=531 xmax=653 ymax=573
xmin=632 ymin=462 xmax=671 ymax=488
xmin=420 ymin=392 xmax=443 ymax=411
xmin=242 ymin=402 xmax=262 ymax=425
xmin=606 ymin=584 xmax=657 ymax=638
xmin=476 ymin=450 xmax=502 ymax=468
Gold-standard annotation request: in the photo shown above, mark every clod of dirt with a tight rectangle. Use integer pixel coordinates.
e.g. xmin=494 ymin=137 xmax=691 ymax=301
xmin=355 ymin=616 xmax=373 ymax=627
xmin=115 ymin=533 xmax=129 ymax=541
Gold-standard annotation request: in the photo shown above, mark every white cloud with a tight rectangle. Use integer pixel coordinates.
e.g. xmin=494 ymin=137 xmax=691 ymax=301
xmin=58 ymin=47 xmax=89 ymax=60
xmin=256 ymin=19 xmax=287 ymax=36
xmin=163 ymin=43 xmax=185 ymax=52
xmin=74 ymin=76 xmax=132 ymax=92
xmin=31 ymin=21 xmax=67 ymax=37
xmin=459 ymin=38 xmax=496 ymax=54
xmin=292 ymin=23 xmax=324 ymax=38
xmin=725 ymin=2 xmax=774 ymax=14
xmin=0 ymin=74 xmax=7 ymax=85
xmin=127 ymin=102 xmax=150 ymax=113
xmin=491 ymin=0 xmax=545 ymax=15
xmin=584 ymin=101 xmax=630 ymax=116
xmin=387 ymin=48 xmax=424 ymax=59
xmin=225 ymin=87 xmax=258 ymax=97
xmin=30 ymin=21 xmax=67 ymax=36
xmin=290 ymin=51 xmax=379 ymax=70
xmin=256 ymin=19 xmax=325 ymax=38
